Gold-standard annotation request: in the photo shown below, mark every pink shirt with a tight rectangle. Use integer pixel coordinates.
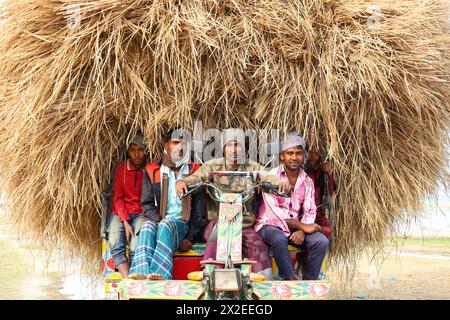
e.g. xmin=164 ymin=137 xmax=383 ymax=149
xmin=254 ymin=165 xmax=317 ymax=236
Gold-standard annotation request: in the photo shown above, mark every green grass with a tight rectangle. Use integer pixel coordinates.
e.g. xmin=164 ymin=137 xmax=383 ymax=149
xmin=0 ymin=240 xmax=29 ymax=300
xmin=386 ymin=238 xmax=450 ymax=248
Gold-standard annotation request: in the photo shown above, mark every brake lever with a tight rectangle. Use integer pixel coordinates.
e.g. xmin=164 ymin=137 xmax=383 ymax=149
xmin=179 ymin=189 xmax=194 ymax=199
xmin=259 ymin=182 xmax=291 ymax=198
xmin=273 ymin=189 xmax=291 ymax=198
xmin=179 ymin=183 xmax=204 ymax=199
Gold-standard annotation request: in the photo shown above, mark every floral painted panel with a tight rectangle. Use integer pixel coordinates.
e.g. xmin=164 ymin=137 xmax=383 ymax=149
xmin=217 ymin=201 xmax=243 ymax=262
xmin=120 ymin=280 xmax=204 ymax=300
xmin=252 ymin=281 xmax=330 ymax=300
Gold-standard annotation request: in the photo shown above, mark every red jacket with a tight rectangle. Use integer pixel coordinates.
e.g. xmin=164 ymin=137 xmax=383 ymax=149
xmin=111 ymin=159 xmax=144 ymax=221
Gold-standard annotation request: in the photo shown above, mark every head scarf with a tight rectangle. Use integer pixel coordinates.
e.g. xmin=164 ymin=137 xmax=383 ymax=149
xmin=281 ymin=132 xmax=306 ymax=152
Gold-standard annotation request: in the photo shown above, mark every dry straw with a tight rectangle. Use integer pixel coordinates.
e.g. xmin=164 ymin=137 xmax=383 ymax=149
xmin=0 ymin=0 xmax=449 ymax=275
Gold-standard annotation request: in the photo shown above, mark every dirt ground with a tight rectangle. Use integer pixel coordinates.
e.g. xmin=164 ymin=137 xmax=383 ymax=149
xmin=1 ymin=214 xmax=450 ymax=300
xmin=329 ymin=243 xmax=450 ymax=300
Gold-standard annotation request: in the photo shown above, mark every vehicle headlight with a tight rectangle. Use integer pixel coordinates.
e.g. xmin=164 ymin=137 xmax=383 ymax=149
xmin=210 ymin=269 xmax=242 ymax=292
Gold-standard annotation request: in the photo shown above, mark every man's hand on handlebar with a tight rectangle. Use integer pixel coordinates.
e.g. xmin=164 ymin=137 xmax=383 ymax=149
xmin=175 ymin=180 xmax=188 ymax=197
xmin=260 ymin=181 xmax=291 ymax=197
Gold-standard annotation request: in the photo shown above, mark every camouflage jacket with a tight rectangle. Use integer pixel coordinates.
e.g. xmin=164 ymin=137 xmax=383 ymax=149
xmin=181 ymin=157 xmax=279 ymax=228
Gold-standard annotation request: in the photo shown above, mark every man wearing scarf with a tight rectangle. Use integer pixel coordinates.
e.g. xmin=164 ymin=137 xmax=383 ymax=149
xmin=255 ymin=132 xmax=329 ymax=280
xmin=109 ymin=132 xmax=148 ymax=278
xmin=175 ymin=128 xmax=290 ymax=280
xmin=129 ymin=129 xmax=205 ymax=280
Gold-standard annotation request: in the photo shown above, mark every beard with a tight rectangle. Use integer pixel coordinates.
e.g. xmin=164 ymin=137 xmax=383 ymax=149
xmin=304 ymin=160 xmax=319 ymax=173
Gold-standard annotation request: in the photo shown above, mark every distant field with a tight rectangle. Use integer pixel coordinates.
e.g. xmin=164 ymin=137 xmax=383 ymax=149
xmin=386 ymin=238 xmax=450 ymax=248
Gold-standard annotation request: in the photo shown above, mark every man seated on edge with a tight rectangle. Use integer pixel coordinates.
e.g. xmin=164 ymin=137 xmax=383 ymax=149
xmin=255 ymin=132 xmax=329 ymax=280
xmin=109 ymin=132 xmax=148 ymax=278
xmin=129 ymin=128 xmax=205 ymax=280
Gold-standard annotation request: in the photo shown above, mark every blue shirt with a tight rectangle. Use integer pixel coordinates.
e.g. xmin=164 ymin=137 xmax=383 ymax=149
xmin=160 ymin=164 xmax=189 ymax=220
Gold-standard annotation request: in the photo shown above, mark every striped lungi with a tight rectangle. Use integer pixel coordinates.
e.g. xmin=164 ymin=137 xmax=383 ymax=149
xmin=130 ymin=218 xmax=188 ymax=279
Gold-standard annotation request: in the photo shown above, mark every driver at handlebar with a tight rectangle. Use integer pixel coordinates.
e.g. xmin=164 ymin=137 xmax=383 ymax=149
xmin=128 ymin=128 xmax=205 ymax=280
xmin=175 ymin=128 xmax=291 ymax=280
xmin=255 ymin=132 xmax=329 ymax=280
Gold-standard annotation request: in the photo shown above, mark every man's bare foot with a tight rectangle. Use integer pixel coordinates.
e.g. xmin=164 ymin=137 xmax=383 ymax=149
xmin=147 ymin=273 xmax=163 ymax=280
xmin=117 ymin=262 xmax=130 ymax=279
xmin=128 ymin=273 xmax=147 ymax=280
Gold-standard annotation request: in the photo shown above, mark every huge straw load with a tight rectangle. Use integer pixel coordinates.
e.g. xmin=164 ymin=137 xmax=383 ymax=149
xmin=0 ymin=0 xmax=448 ymax=274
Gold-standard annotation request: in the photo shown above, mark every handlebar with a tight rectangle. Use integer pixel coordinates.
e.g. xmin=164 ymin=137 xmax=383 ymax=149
xmin=208 ymin=171 xmax=257 ymax=178
xmin=179 ymin=182 xmax=204 ymax=199
xmin=179 ymin=180 xmax=290 ymax=203
xmin=259 ymin=182 xmax=291 ymax=198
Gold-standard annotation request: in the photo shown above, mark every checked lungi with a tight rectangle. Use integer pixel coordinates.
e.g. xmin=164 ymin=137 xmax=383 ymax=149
xmin=130 ymin=218 xmax=188 ymax=279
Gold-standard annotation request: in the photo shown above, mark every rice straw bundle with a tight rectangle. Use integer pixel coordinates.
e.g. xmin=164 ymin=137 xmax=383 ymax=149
xmin=0 ymin=0 xmax=448 ymax=274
